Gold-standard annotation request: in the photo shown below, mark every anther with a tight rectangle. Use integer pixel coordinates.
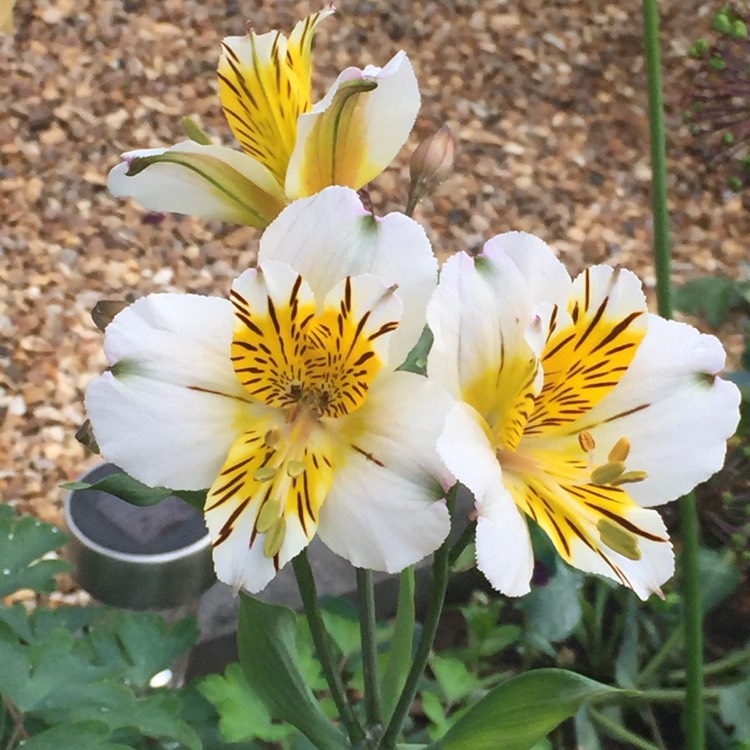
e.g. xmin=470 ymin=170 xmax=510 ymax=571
xmin=263 ymin=516 xmax=287 ymax=558
xmin=612 ymin=470 xmax=648 ymax=486
xmin=578 ymin=430 xmax=596 ymax=452
xmin=597 ymin=518 xmax=641 ymax=561
xmin=256 ymin=499 xmax=281 ymax=533
xmin=591 ymin=461 xmax=626 ymax=486
xmin=286 ymin=460 xmax=306 ymax=478
xmin=608 ymin=437 xmax=631 ymax=463
xmin=264 ymin=428 xmax=281 ymax=447
xmin=254 ymin=466 xmax=277 ymax=482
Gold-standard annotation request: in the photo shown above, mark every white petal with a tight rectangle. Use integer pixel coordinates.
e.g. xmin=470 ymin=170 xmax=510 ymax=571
xmin=482 ymin=232 xmax=571 ymax=308
xmin=206 ymin=489 xmax=310 ymax=594
xmin=436 ymin=402 xmax=534 ymax=596
xmin=580 ymin=315 xmax=741 ymax=507
xmin=567 ymin=507 xmax=675 ymax=600
xmin=286 ymin=51 xmax=420 ymax=198
xmin=475 ymin=488 xmax=534 ymax=597
xmin=317 ymin=372 xmax=452 ymax=572
xmin=427 ymin=248 xmax=554 ymax=430
xmin=108 ymin=141 xmax=286 ymax=226
xmin=85 ymin=294 xmax=263 ymax=490
xmin=259 ymin=186 xmax=437 ymax=366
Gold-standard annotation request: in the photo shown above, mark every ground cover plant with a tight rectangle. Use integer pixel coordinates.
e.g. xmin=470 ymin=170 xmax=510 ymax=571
xmin=1 ymin=1 xmax=749 ymax=749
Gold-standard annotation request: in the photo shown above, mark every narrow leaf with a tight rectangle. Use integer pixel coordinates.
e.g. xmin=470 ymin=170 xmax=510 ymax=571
xmin=238 ymin=593 xmax=347 ymax=750
xmin=433 ymin=669 xmax=620 ymax=750
xmin=382 ymin=567 xmax=416 ymax=722
xmin=62 ymin=470 xmax=206 ymax=511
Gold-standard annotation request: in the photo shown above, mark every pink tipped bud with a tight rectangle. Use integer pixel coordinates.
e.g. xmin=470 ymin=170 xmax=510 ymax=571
xmin=409 ymin=125 xmax=455 ymax=198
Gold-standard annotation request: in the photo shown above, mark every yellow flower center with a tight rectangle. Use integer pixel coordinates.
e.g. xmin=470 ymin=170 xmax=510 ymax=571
xmin=487 ymin=268 xmax=668 ymax=585
xmin=206 ymin=270 xmax=399 ymax=563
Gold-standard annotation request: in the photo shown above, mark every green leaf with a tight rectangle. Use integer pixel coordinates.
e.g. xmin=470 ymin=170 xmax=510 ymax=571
xmin=430 ymin=654 xmax=481 ymax=704
xmin=0 ymin=506 xmax=70 ymax=598
xmin=674 ymin=277 xmax=742 ymax=327
xmin=718 ymin=677 xmax=750 ymax=741
xmin=0 ymin=624 xmax=109 ymax=712
xmin=17 ymin=720 xmax=132 ymax=750
xmin=320 ymin=596 xmax=361 ymax=658
xmin=382 ymin=567 xmax=416 ymax=722
xmin=398 ymin=326 xmax=433 ymax=374
xmin=238 ymin=593 xmax=347 ymax=750
xmin=198 ymin=663 xmax=295 ymax=743
xmin=614 ymin=597 xmax=639 ymax=689
xmin=520 ymin=564 xmax=583 ymax=643
xmin=433 ymin=669 xmax=620 ymax=750
xmin=114 ymin=612 xmax=199 ymax=688
xmin=62 ymin=470 xmax=206 ymax=511
xmin=123 ymin=693 xmax=202 ymax=750
xmin=80 ymin=611 xmax=198 ymax=688
xmin=698 ymin=547 xmax=740 ymax=613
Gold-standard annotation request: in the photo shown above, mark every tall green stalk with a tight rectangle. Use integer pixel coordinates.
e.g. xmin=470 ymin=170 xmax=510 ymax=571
xmin=641 ymin=2 xmax=704 ymax=748
xmin=378 ymin=489 xmax=457 ymax=749
xmin=357 ymin=568 xmax=383 ymax=734
xmin=292 ymin=551 xmax=364 ymax=745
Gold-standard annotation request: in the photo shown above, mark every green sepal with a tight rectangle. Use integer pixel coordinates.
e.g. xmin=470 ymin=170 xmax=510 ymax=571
xmin=431 ymin=669 xmax=620 ymax=750
xmin=182 ymin=116 xmax=213 ymax=145
xmin=238 ymin=593 xmax=348 ymax=750
xmin=61 ymin=470 xmax=206 ymax=512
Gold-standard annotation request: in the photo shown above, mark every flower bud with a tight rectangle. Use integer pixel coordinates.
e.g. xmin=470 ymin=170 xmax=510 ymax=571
xmin=91 ymin=300 xmax=129 ymax=332
xmin=409 ymin=125 xmax=455 ymax=200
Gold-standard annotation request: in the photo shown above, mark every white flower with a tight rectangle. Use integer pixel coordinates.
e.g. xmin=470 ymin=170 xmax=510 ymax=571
xmin=428 ymin=232 xmax=741 ymax=600
xmin=107 ymin=9 xmax=420 ymax=228
xmin=86 ymin=188 xmax=452 ymax=593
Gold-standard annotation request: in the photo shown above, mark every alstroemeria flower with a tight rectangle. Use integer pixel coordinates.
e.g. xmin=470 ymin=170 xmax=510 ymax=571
xmin=428 ymin=232 xmax=740 ymax=600
xmin=107 ymin=9 xmax=420 ymax=229
xmin=86 ymin=188 xmax=451 ymax=593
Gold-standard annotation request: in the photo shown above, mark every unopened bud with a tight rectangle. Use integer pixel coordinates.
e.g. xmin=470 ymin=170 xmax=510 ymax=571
xmin=91 ymin=300 xmax=129 ymax=331
xmin=75 ymin=419 xmax=100 ymax=454
xmin=409 ymin=125 xmax=455 ymax=200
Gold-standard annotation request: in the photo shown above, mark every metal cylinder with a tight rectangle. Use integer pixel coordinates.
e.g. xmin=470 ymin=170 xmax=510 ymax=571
xmin=63 ymin=462 xmax=215 ymax=610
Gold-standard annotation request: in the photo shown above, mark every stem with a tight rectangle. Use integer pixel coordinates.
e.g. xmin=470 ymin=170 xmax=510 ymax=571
xmin=382 ymin=568 xmax=416 ymax=724
xmin=448 ymin=518 xmax=476 ymax=568
xmin=669 ymin=646 xmax=750 ymax=682
xmin=642 ymin=0 xmax=672 ymax=320
xmin=628 ymin=687 xmax=722 ymax=703
xmin=642 ymin=2 xmax=705 ymax=747
xmin=357 ymin=568 xmax=382 ymax=733
xmin=2 ymin=696 xmax=28 ymax=750
xmin=589 ymin=708 xmax=661 ymax=750
xmin=404 ymin=190 xmax=419 ymax=218
xmin=292 ymin=551 xmax=364 ymax=745
xmin=638 ymin=627 xmax=683 ymax=687
xmin=379 ymin=489 xmax=457 ymax=749
xmin=679 ymin=492 xmax=705 ymax=748
xmin=645 ymin=704 xmax=668 ymax=750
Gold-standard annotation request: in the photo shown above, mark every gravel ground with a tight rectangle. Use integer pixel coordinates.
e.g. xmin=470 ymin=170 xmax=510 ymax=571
xmin=2 ymin=0 xmax=748 ymax=535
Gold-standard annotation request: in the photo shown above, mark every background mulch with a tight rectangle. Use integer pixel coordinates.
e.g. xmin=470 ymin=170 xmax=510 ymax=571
xmin=1 ymin=0 xmax=748 ymax=541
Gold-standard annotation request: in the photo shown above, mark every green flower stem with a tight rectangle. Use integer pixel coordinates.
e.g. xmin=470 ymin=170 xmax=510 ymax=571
xmin=669 ymin=646 xmax=750 ymax=682
xmin=642 ymin=2 xmax=705 ymax=747
xmin=638 ymin=627 xmax=683 ymax=687
xmin=379 ymin=488 xmax=458 ymax=749
xmin=292 ymin=551 xmax=364 ymax=746
xmin=381 ymin=567 xmax=416 ymax=724
xmin=448 ymin=517 xmax=476 ymax=568
xmin=626 ymin=687 xmax=722 ymax=703
xmin=589 ymin=708 xmax=661 ymax=750
xmin=357 ymin=567 xmax=383 ymax=733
